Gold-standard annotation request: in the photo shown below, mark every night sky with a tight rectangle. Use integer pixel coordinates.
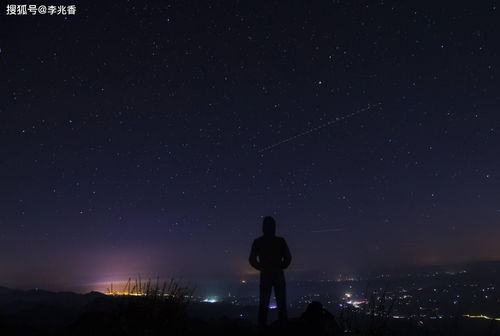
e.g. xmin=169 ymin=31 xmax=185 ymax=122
xmin=2 ymin=1 xmax=500 ymax=293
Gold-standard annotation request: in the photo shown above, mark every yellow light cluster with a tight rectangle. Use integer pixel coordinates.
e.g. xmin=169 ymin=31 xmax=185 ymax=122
xmin=104 ymin=292 xmax=146 ymax=296
xmin=463 ymin=314 xmax=500 ymax=321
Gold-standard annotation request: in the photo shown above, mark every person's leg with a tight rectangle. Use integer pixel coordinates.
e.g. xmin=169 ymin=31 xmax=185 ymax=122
xmin=274 ymin=271 xmax=288 ymax=323
xmin=258 ymin=272 xmax=272 ymax=327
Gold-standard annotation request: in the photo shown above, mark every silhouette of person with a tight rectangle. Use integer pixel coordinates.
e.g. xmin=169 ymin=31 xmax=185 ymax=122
xmin=249 ymin=216 xmax=292 ymax=327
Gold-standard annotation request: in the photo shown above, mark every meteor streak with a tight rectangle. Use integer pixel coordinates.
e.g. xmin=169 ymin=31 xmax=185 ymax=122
xmin=258 ymin=103 xmax=381 ymax=153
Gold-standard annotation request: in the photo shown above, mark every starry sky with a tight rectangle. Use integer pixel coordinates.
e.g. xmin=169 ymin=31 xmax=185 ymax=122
xmin=2 ymin=1 xmax=500 ymax=293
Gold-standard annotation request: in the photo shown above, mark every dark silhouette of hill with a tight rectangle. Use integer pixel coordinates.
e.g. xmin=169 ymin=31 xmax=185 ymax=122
xmin=0 ymin=286 xmax=105 ymax=334
xmin=0 ymin=282 xmax=497 ymax=335
xmin=0 ymin=286 xmax=346 ymax=335
xmin=0 ymin=286 xmax=258 ymax=336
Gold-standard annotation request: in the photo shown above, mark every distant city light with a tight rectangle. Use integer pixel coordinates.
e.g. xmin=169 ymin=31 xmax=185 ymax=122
xmin=346 ymin=300 xmax=368 ymax=308
xmin=463 ymin=314 xmax=500 ymax=321
xmin=203 ymin=297 xmax=219 ymax=303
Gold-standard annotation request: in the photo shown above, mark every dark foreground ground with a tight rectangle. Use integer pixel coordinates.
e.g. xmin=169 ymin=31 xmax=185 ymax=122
xmin=0 ymin=286 xmax=499 ymax=336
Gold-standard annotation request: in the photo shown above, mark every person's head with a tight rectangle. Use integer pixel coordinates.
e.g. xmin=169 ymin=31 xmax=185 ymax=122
xmin=262 ymin=216 xmax=276 ymax=236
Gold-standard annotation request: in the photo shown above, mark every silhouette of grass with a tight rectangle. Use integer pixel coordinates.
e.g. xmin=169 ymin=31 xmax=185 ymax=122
xmin=67 ymin=278 xmax=195 ymax=335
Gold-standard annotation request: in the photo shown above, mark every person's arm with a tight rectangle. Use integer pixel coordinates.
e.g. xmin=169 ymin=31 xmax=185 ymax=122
xmin=248 ymin=240 xmax=262 ymax=270
xmin=281 ymin=239 xmax=292 ymax=269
